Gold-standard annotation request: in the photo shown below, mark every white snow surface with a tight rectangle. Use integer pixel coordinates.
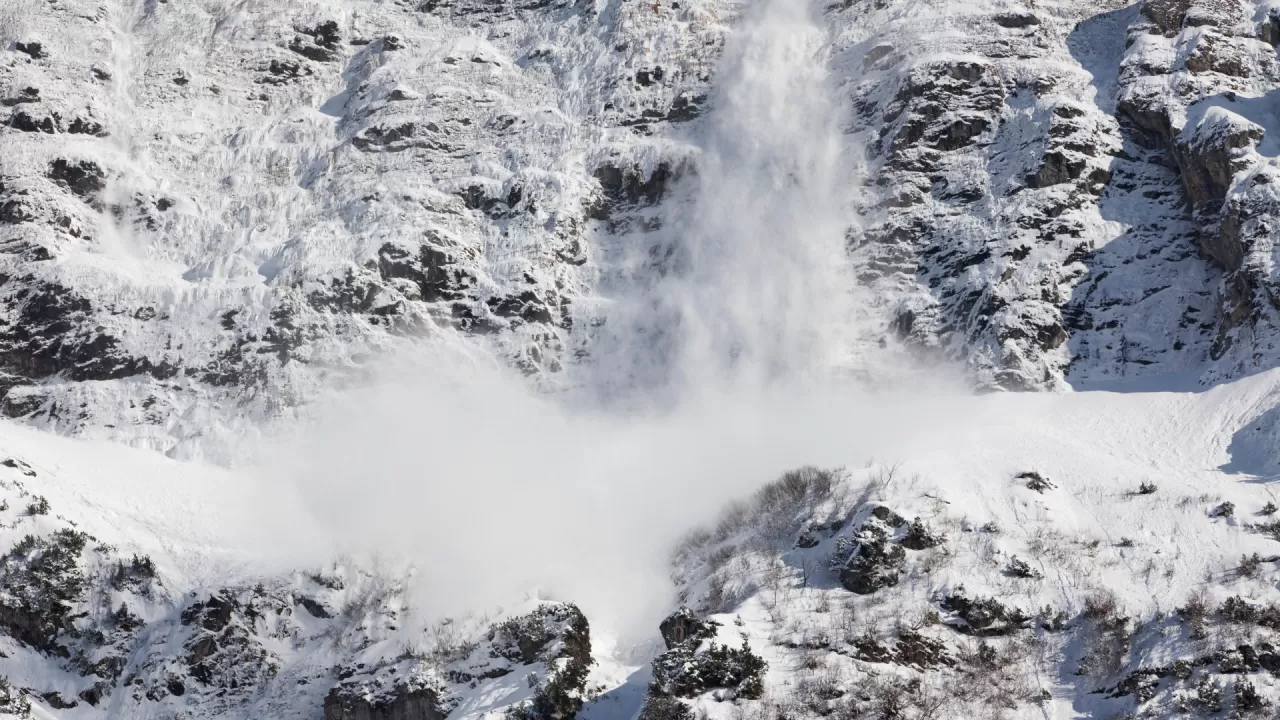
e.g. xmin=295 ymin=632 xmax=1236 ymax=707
xmin=8 ymin=0 xmax=1280 ymax=715
xmin=4 ymin=365 xmax=1280 ymax=716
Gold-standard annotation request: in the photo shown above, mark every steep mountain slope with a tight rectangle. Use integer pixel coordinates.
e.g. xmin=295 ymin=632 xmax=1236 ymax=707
xmin=9 ymin=0 xmax=1280 ymax=718
xmin=0 ymin=0 xmax=730 ymax=458
xmin=4 ymin=358 xmax=1280 ymax=718
xmin=7 ymin=0 xmax=1280 ymax=457
xmin=644 ymin=367 xmax=1280 ymax=719
xmin=0 ymin=423 xmax=609 ymax=720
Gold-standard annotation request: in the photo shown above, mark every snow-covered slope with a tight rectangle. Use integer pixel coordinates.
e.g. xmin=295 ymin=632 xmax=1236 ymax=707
xmin=8 ymin=0 xmax=1280 ymax=455
xmin=9 ymin=0 xmax=1280 ymax=717
xmin=7 ymin=364 xmax=1280 ymax=717
xmin=647 ymin=367 xmax=1280 ymax=719
xmin=0 ymin=422 xmax=621 ymax=719
xmin=0 ymin=0 xmax=732 ymax=458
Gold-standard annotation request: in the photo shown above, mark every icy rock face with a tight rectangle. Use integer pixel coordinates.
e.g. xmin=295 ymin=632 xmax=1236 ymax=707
xmin=656 ymin=462 xmax=1280 ymax=718
xmin=0 ymin=462 xmax=593 ymax=720
xmin=9 ymin=0 xmax=1280 ymax=436
xmin=322 ymin=603 xmax=591 ymax=720
xmin=1109 ymin=0 xmax=1280 ymax=377
xmin=837 ymin=0 xmax=1280 ymax=388
xmin=0 ymin=0 xmax=728 ymax=457
xmin=840 ymin=0 xmax=1124 ymax=389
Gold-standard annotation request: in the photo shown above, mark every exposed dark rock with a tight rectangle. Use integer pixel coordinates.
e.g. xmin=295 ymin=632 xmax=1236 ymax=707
xmin=487 ymin=291 xmax=554 ymax=325
xmin=666 ymin=93 xmax=706 ymax=123
xmin=15 ymin=41 xmax=45 ymax=60
xmin=1 ymin=87 xmax=39 ymax=106
xmin=324 ymin=687 xmax=446 ymax=720
xmin=796 ymin=529 xmax=819 ymax=548
xmin=939 ymin=590 xmax=1031 ymax=636
xmin=291 ymin=21 xmax=342 ymax=62
xmin=1263 ymin=8 xmax=1280 ymax=45
xmin=636 ymin=66 xmax=664 ymax=86
xmin=260 ymin=59 xmax=312 ymax=85
xmin=297 ymin=596 xmax=331 ymax=619
xmin=838 ymin=524 xmax=906 ymax=594
xmin=590 ymin=162 xmax=678 ymax=219
xmin=0 ymin=280 xmax=172 ymax=386
xmin=41 ymin=692 xmax=76 ymax=709
xmin=78 ymin=682 xmax=108 ymax=706
xmin=47 ymin=159 xmax=106 ymax=200
xmin=67 ymin=116 xmax=106 ymax=136
xmin=933 ymin=116 xmax=989 ymax=151
xmin=869 ymin=505 xmax=906 ymax=528
xmin=374 ymin=240 xmax=476 ymax=304
xmin=2 ymin=458 xmax=35 ymax=476
xmin=1184 ymin=33 xmax=1249 ymax=77
xmin=1026 ymin=151 xmax=1087 ymax=188
xmin=658 ymin=607 xmax=714 ymax=650
xmin=994 ymin=11 xmax=1039 ymax=28
xmin=1141 ymin=0 xmax=1193 ymax=35
xmin=181 ymin=593 xmax=236 ymax=632
xmin=352 ymin=122 xmax=441 ymax=152
xmin=9 ymin=108 xmax=59 ymax=133
xmin=1176 ymin=111 xmax=1263 ymax=221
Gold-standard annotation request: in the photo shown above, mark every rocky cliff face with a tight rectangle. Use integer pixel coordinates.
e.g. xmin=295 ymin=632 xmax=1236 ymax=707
xmin=645 ymin=455 xmax=1280 ymax=719
xmin=0 ymin=458 xmax=595 ymax=720
xmin=11 ymin=0 xmax=1280 ymax=717
xmin=9 ymin=0 xmax=1280 ymax=458
xmin=0 ymin=0 xmax=728 ymax=458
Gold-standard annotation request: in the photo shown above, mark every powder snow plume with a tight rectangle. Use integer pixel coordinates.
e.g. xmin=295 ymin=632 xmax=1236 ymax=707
xmin=276 ymin=0 xmax=947 ymax=639
xmin=579 ymin=0 xmax=859 ymax=404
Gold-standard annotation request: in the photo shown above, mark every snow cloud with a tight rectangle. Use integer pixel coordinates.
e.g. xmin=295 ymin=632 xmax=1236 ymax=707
xmin=269 ymin=0 xmax=965 ymax=641
xmin=277 ymin=356 xmax=966 ymax=640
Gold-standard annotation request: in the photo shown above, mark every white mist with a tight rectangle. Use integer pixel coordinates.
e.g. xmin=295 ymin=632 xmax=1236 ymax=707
xmin=276 ymin=0 xmax=948 ymax=644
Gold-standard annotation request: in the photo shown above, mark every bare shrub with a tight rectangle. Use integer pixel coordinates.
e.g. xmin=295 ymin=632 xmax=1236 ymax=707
xmin=674 ymin=528 xmax=714 ymax=559
xmin=1083 ymin=590 xmax=1119 ymax=621
xmin=714 ymin=501 xmax=751 ymax=541
xmin=1239 ymin=552 xmax=1263 ymax=579
xmin=795 ymin=666 xmax=843 ymax=712
xmin=1005 ymin=556 xmax=1041 ymax=579
xmin=1235 ymin=678 xmax=1269 ymax=713
xmin=753 ymin=467 xmax=839 ymax=540
xmin=1078 ymin=591 xmax=1130 ymax=680
xmin=1178 ymin=589 xmax=1209 ymax=639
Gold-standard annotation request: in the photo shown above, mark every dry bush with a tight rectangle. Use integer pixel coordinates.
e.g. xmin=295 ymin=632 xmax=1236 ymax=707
xmin=1083 ymin=589 xmax=1120 ymax=621
xmin=714 ymin=501 xmax=751 ymax=541
xmin=1178 ymin=588 xmax=1210 ymax=639
xmin=753 ymin=466 xmax=840 ymax=541
xmin=674 ymin=528 xmax=714 ymax=560
xmin=794 ymin=666 xmax=844 ymax=713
